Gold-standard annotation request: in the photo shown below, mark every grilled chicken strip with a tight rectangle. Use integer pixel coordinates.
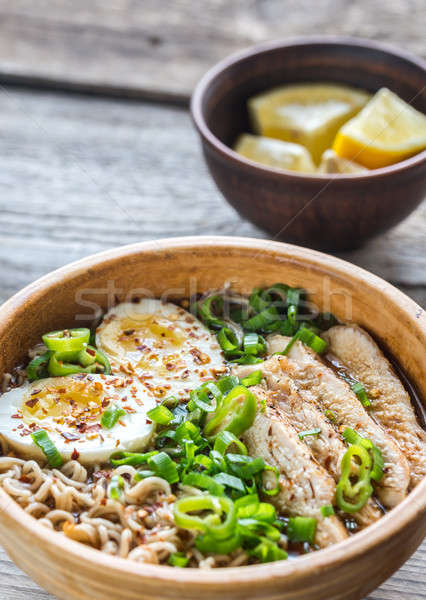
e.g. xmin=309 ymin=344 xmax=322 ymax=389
xmin=243 ymin=386 xmax=348 ymax=548
xmin=266 ymin=335 xmax=410 ymax=508
xmin=323 ymin=325 xmax=426 ymax=488
xmin=234 ymin=360 xmax=382 ymax=527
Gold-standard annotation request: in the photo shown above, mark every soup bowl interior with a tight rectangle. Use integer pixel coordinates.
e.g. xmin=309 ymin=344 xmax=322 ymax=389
xmin=0 ymin=236 xmax=425 ymax=600
xmin=191 ymin=38 xmax=426 ymax=250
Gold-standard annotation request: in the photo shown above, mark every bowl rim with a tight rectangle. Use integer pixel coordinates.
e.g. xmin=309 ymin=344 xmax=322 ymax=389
xmin=0 ymin=235 xmax=425 ymax=588
xmin=191 ymin=35 xmax=426 ymax=182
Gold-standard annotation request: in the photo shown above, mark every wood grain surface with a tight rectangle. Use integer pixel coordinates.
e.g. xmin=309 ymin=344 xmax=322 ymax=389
xmin=0 ymin=0 xmax=425 ymax=102
xmin=0 ymin=84 xmax=424 ymax=599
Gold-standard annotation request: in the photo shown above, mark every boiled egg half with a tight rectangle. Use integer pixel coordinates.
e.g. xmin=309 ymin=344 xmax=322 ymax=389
xmin=0 ymin=374 xmax=156 ymax=464
xmin=96 ymin=299 xmax=226 ymax=400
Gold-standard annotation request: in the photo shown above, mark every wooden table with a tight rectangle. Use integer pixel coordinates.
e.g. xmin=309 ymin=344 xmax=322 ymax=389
xmin=0 ymin=3 xmax=424 ymax=599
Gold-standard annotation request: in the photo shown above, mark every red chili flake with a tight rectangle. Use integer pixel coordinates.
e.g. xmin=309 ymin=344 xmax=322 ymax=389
xmin=165 ymin=363 xmax=175 ymax=371
xmin=30 ymin=388 xmax=41 ymax=396
xmin=61 ymin=432 xmax=80 ymax=442
xmin=25 ymin=398 xmax=39 ymax=408
xmin=19 ymin=475 xmax=32 ymax=483
xmin=11 ymin=414 xmax=22 ymax=419
xmin=123 ymin=329 xmax=136 ymax=336
xmin=71 ymin=448 xmax=80 ymax=460
xmin=146 ymin=419 xmax=152 ymax=425
xmin=137 ymin=344 xmax=150 ymax=352
xmin=57 ymin=388 xmax=66 ymax=394
xmin=87 ymin=347 xmax=96 ymax=357
xmin=85 ymin=423 xmax=101 ymax=433
xmin=181 ymin=370 xmax=190 ymax=379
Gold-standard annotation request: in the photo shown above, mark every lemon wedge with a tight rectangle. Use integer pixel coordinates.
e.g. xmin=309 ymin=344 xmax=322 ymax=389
xmin=248 ymin=83 xmax=370 ymax=164
xmin=318 ymin=149 xmax=368 ymax=174
xmin=333 ymin=88 xmax=426 ymax=169
xmin=234 ymin=134 xmax=316 ymax=173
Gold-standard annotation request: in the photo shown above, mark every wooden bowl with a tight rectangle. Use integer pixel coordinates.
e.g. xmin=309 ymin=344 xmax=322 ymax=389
xmin=191 ymin=37 xmax=426 ymax=251
xmin=0 ymin=236 xmax=425 ymax=600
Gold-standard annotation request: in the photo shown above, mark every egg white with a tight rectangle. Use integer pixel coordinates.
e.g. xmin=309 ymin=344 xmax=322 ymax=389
xmin=96 ymin=299 xmax=227 ymax=400
xmin=0 ymin=374 xmax=156 ymax=464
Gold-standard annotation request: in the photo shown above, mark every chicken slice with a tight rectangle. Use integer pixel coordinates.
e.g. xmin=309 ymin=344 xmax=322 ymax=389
xmin=265 ymin=335 xmax=410 ymax=508
xmin=234 ymin=359 xmax=382 ymax=528
xmin=323 ymin=325 xmax=426 ymax=488
xmin=242 ymin=386 xmax=348 ymax=548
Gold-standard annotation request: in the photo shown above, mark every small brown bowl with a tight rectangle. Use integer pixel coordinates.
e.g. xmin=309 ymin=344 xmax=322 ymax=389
xmin=0 ymin=236 xmax=425 ymax=600
xmin=191 ymin=37 xmax=426 ymax=251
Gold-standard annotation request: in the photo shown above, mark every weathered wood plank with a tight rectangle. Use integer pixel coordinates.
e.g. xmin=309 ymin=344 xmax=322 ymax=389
xmin=0 ymin=86 xmax=425 ymax=600
xmin=0 ymin=0 xmax=424 ymax=101
xmin=0 ymin=86 xmax=424 ymax=306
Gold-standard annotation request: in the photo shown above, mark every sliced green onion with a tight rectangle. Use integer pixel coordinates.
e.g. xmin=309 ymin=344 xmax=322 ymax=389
xmin=181 ymin=473 xmax=225 ymax=496
xmin=231 ymin=355 xmax=263 ymax=365
xmin=108 ymin=474 xmax=125 ymax=502
xmin=234 ymin=494 xmax=260 ymax=518
xmin=325 ymin=410 xmax=337 ymax=423
xmin=213 ymin=431 xmax=248 ymax=456
xmin=321 ymin=504 xmax=335 ymax=518
xmin=286 ymin=516 xmax=317 ymax=544
xmin=175 ymin=421 xmax=202 ymax=445
xmin=215 ymin=375 xmax=239 ymax=395
xmin=187 ymin=388 xmax=215 ymax=413
xmin=261 ymin=465 xmax=280 ymax=496
xmin=147 ymin=452 xmax=179 ymax=484
xmin=198 ymin=295 xmax=226 ymax=330
xmin=298 ymin=428 xmax=321 ymax=440
xmin=281 ymin=327 xmax=327 ymax=356
xmin=238 ymin=518 xmax=281 ymax=542
xmin=42 ymin=328 xmax=90 ymax=353
xmin=101 ymin=404 xmax=126 ymax=429
xmin=217 ymin=327 xmax=240 ymax=354
xmin=240 ymin=370 xmax=263 ymax=387
xmin=110 ymin=450 xmax=158 ymax=466
xmin=213 ymin=472 xmax=245 ymax=492
xmin=226 ymin=454 xmax=265 ymax=479
xmin=134 ymin=470 xmax=156 ymax=481
xmin=26 ymin=351 xmax=52 ymax=381
xmin=147 ymin=404 xmax=174 ymax=425
xmin=249 ymin=537 xmax=288 ymax=562
xmin=31 ymin=430 xmax=63 ymax=468
xmin=351 ymin=382 xmax=371 ymax=408
xmin=168 ymin=552 xmax=189 ymax=567
xmin=243 ymin=306 xmax=279 ymax=332
xmin=195 ymin=532 xmax=241 ymax=555
xmin=243 ymin=333 xmax=266 ymax=356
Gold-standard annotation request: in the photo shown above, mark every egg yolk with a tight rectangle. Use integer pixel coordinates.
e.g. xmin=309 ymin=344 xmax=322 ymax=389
xmin=118 ymin=316 xmax=185 ymax=349
xmin=22 ymin=379 xmax=104 ymax=422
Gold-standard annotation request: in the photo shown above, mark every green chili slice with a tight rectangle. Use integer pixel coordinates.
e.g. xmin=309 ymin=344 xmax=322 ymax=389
xmin=31 ymin=430 xmax=63 ymax=468
xmin=204 ymin=385 xmax=257 ymax=439
xmin=101 ymin=404 xmax=126 ymax=429
xmin=342 ymin=428 xmax=384 ymax=482
xmin=42 ymin=328 xmax=90 ymax=352
xmin=173 ymin=495 xmax=236 ymax=540
xmin=287 ymin=516 xmax=317 ymax=544
xmin=336 ymin=444 xmax=374 ymax=513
